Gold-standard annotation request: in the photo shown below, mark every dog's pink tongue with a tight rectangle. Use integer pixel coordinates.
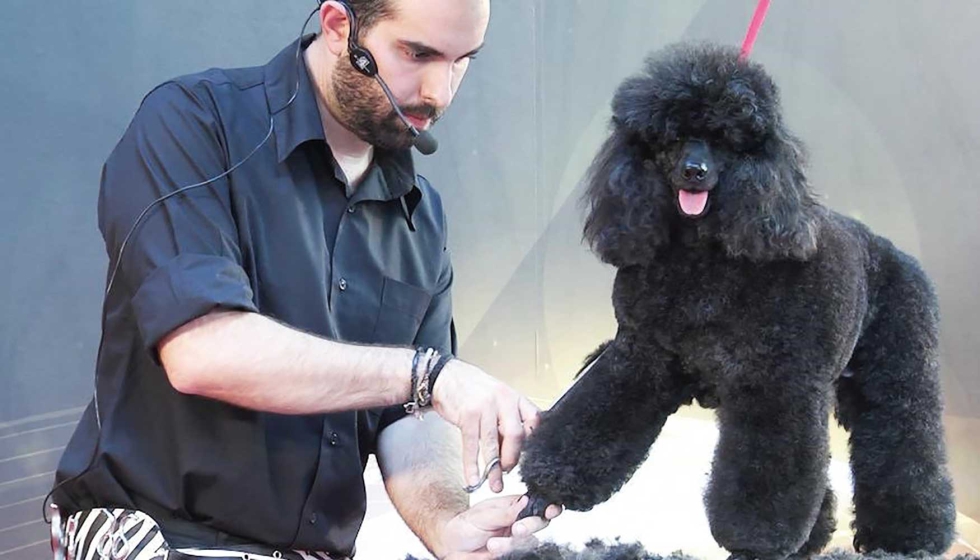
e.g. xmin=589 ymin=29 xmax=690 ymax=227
xmin=678 ymin=190 xmax=708 ymax=216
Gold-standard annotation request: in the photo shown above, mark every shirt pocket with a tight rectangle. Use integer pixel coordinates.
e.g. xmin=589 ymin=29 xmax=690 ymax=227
xmin=371 ymin=276 xmax=432 ymax=345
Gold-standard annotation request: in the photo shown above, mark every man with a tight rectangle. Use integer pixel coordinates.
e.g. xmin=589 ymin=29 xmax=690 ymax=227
xmin=52 ymin=1 xmax=560 ymax=558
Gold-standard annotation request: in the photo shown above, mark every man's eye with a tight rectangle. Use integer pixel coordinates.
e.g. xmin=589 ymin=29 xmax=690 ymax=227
xmin=412 ymin=50 xmax=432 ymax=60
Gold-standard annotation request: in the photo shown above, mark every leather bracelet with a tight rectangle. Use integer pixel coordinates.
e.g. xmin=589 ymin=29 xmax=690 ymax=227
xmin=427 ymin=353 xmax=453 ymax=398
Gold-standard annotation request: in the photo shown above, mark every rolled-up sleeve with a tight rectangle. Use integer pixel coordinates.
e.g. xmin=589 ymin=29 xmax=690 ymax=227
xmin=131 ymin=253 xmax=256 ymax=358
xmin=98 ymin=80 xmax=258 ymax=361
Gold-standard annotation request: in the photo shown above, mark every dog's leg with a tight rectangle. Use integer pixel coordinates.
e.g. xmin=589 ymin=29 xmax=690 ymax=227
xmin=517 ymin=331 xmax=690 ymax=518
xmin=835 ymin=250 xmax=955 ymax=555
xmin=705 ymin=373 xmax=833 ymax=560
xmin=791 ymin=487 xmax=836 ymax=558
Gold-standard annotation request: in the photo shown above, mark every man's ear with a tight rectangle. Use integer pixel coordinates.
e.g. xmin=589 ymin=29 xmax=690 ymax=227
xmin=318 ymin=1 xmax=353 ymax=57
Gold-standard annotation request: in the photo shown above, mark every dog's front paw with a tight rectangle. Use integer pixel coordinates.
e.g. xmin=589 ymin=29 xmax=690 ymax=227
xmin=516 ymin=493 xmax=553 ymax=520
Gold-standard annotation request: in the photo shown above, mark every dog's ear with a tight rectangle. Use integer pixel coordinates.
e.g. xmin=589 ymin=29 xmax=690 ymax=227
xmin=581 ymin=123 xmax=672 ymax=267
xmin=717 ymin=126 xmax=822 ymax=262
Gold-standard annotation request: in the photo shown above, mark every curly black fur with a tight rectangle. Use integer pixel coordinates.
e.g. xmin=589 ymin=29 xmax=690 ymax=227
xmin=491 ymin=540 xmax=978 ymax=560
xmin=518 ymin=44 xmax=956 ymax=559
xmin=403 ymin=540 xmax=979 ymax=560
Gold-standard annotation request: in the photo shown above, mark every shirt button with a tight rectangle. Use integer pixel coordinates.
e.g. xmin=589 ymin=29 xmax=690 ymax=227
xmin=338 ymin=278 xmax=348 ymax=291
xmin=347 ymin=205 xmax=356 ymax=214
xmin=309 ymin=513 xmax=317 ymax=525
xmin=329 ymin=432 xmax=339 ymax=446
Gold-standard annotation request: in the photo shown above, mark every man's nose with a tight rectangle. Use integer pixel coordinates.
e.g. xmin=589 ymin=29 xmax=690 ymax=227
xmin=419 ymin=63 xmax=456 ymax=110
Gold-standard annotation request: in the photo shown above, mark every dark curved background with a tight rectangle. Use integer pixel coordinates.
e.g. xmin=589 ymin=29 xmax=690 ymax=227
xmin=1 ymin=1 xmax=977 ymax=557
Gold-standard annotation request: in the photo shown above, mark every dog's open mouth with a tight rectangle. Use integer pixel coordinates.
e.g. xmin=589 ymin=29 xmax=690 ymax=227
xmin=678 ymin=189 xmax=710 ymax=218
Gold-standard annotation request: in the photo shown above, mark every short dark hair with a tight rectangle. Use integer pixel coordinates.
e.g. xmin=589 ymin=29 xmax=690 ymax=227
xmin=343 ymin=0 xmax=395 ymax=36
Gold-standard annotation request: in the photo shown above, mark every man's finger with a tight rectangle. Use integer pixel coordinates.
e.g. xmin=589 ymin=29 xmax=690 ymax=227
xmin=487 ymin=534 xmax=540 ymax=558
xmin=518 ymin=396 xmax=540 ymax=436
xmin=497 ymin=400 xmax=524 ymax=473
xmin=467 ymin=495 xmax=527 ymax=531
xmin=510 ymin=501 xmax=555 ymax=537
xmin=505 ymin=494 xmax=530 ymax=519
xmin=480 ymin=409 xmax=503 ymax=492
xmin=486 ymin=536 xmax=510 ymax=558
xmin=462 ymin=413 xmax=482 ymax=487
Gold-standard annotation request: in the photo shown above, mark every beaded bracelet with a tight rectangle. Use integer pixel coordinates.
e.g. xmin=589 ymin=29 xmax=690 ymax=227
xmin=405 ymin=347 xmax=436 ymax=418
xmin=404 ymin=347 xmax=456 ymax=418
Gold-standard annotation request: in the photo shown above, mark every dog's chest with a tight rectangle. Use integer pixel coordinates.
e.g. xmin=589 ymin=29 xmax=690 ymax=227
xmin=617 ymin=254 xmax=763 ymax=329
xmin=614 ymin=251 xmax=799 ymax=380
xmin=614 ymin=257 xmax=775 ymax=403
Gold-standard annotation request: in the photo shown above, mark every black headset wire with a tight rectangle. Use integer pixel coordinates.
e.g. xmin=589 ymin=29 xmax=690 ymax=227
xmin=41 ymin=6 xmax=322 ymax=524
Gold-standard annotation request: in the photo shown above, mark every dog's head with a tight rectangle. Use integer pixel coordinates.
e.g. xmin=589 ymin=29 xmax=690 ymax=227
xmin=582 ymin=43 xmax=821 ymax=266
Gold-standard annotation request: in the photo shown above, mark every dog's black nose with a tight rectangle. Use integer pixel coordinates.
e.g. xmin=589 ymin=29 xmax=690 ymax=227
xmin=682 ymin=161 xmax=709 ymax=182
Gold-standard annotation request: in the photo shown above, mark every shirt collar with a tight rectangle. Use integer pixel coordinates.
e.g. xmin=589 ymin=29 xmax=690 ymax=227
xmin=348 ymin=148 xmax=422 ymax=228
xmin=264 ymin=34 xmax=325 ymax=163
xmin=374 ymin=147 xmax=419 ymax=202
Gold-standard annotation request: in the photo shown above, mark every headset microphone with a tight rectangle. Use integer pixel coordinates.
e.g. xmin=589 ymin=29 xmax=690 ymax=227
xmin=372 ymin=71 xmax=439 ymax=155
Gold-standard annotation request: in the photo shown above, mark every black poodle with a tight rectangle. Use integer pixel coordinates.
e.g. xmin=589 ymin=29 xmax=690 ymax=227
xmin=517 ymin=44 xmax=956 ymax=559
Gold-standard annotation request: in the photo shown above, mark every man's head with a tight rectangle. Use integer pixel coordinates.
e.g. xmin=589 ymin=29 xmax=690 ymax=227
xmin=314 ymin=0 xmax=490 ymax=150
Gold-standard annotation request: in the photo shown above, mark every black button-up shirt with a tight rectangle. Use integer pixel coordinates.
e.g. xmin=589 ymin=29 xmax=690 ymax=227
xmin=54 ymin=36 xmax=456 ymax=557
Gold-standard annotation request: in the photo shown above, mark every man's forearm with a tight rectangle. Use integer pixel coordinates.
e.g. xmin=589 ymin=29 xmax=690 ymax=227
xmin=158 ymin=309 xmax=414 ymax=414
xmin=378 ymin=412 xmax=470 ymax=559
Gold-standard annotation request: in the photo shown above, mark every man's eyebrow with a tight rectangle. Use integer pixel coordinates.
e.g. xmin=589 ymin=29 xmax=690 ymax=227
xmin=463 ymin=42 xmax=485 ymax=58
xmin=400 ymin=40 xmax=485 ymax=59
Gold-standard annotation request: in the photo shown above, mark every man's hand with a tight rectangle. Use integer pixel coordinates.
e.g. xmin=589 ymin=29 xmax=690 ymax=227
xmin=439 ymin=495 xmax=562 ymax=559
xmin=431 ymin=360 xmax=541 ymax=492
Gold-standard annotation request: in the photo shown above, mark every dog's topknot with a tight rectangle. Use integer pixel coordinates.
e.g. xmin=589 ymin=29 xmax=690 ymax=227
xmin=613 ymin=43 xmax=781 ymax=151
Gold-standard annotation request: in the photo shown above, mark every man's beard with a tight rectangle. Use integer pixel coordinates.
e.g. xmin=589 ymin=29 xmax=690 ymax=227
xmin=331 ymin=61 xmax=442 ymax=151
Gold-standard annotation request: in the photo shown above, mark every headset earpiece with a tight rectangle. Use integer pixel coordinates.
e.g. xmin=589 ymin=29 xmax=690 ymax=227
xmin=335 ymin=1 xmax=378 ymax=77
xmin=349 ymin=46 xmax=377 ymax=77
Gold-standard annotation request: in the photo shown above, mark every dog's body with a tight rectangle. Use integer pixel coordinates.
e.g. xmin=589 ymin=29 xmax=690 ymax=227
xmin=518 ymin=44 xmax=955 ymax=559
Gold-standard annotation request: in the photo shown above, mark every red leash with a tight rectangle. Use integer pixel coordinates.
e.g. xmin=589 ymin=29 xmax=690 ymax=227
xmin=740 ymin=0 xmax=772 ymax=59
